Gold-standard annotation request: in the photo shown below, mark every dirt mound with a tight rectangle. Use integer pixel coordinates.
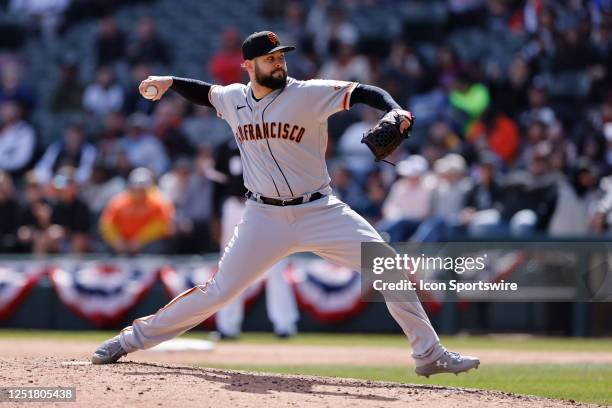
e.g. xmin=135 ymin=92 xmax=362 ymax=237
xmin=0 ymin=357 xmax=588 ymax=407
xmin=1 ymin=339 xmax=610 ymax=366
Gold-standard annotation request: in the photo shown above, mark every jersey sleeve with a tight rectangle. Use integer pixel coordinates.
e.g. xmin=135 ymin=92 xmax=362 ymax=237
xmin=208 ymin=83 xmax=245 ymax=119
xmin=305 ymin=79 xmax=359 ymax=121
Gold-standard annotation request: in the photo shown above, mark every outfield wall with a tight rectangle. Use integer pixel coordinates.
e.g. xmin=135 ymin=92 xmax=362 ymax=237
xmin=0 ymin=254 xmax=609 ymax=336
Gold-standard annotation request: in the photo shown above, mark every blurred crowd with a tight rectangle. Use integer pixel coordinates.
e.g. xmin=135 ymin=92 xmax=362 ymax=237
xmin=0 ymin=0 xmax=611 ymax=255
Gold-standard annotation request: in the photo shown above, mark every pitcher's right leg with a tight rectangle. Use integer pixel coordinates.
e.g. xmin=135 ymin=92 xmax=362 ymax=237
xmin=92 ymin=201 xmax=293 ymax=363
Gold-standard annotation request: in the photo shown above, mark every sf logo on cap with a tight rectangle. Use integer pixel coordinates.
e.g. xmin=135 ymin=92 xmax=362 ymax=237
xmin=267 ymin=32 xmax=278 ymax=45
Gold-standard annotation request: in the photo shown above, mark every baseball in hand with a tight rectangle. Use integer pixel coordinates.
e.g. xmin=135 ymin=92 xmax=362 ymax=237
xmin=143 ymin=85 xmax=158 ymax=99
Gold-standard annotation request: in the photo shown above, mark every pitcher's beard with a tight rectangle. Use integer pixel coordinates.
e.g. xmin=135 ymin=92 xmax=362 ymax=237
xmin=256 ymin=67 xmax=287 ymax=90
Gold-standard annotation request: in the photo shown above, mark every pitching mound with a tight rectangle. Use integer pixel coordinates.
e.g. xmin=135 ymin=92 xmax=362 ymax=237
xmin=1 ymin=357 xmax=588 ymax=407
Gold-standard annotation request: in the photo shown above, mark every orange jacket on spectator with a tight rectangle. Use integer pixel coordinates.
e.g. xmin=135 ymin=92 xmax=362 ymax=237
xmin=100 ymin=188 xmax=175 ymax=246
xmin=467 ymin=115 xmax=519 ymax=165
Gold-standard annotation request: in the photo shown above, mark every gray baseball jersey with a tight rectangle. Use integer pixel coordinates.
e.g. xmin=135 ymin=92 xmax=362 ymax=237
xmin=208 ymin=77 xmax=358 ymax=198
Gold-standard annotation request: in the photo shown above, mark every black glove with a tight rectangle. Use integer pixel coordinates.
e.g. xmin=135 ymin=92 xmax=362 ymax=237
xmin=361 ymin=109 xmax=414 ymax=163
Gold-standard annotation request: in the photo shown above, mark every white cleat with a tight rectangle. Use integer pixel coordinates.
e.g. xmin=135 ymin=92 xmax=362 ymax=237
xmin=91 ymin=335 xmax=128 ymax=365
xmin=415 ymin=350 xmax=480 ymax=378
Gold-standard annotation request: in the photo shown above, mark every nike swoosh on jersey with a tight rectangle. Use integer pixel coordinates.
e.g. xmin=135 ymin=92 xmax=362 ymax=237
xmin=237 ymin=105 xmax=246 ymax=110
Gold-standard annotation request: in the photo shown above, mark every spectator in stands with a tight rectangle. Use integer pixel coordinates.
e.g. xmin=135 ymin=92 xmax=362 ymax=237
xmin=329 ymin=161 xmax=363 ymax=209
xmin=16 ymin=172 xmax=50 ymax=253
xmin=95 ymin=15 xmax=126 ymax=66
xmin=546 ymin=121 xmax=575 ymax=173
xmin=553 ymin=23 xmax=600 ymax=73
xmin=100 ymin=167 xmax=175 ymax=255
xmin=8 ymin=0 xmax=70 ymax=41
xmin=118 ymin=112 xmax=169 ymax=176
xmin=318 ymin=35 xmax=371 ymax=83
xmin=159 ymin=151 xmax=215 ymax=253
xmin=357 ymin=169 xmax=386 ymax=224
xmin=522 ymin=6 xmax=557 ymax=71
xmin=435 ymin=45 xmax=461 ymax=91
xmin=0 ymin=60 xmax=36 ymax=115
xmin=485 ymin=0 xmax=517 ymax=32
xmin=0 ymin=170 xmax=18 ymax=252
xmin=306 ymin=2 xmax=358 ymax=57
xmin=275 ymin=0 xmax=307 ymax=47
xmin=114 ymin=150 xmax=133 ymax=180
xmin=517 ymin=119 xmax=549 ymax=169
xmin=449 ymin=71 xmax=491 ymax=128
xmin=50 ymin=55 xmax=84 ymax=113
xmin=591 ymin=173 xmax=612 ymax=235
xmin=519 ymin=82 xmax=557 ymax=128
xmin=602 ymin=122 xmax=612 ymax=172
xmin=208 ymin=28 xmax=245 ymax=85
xmin=549 ymin=158 xmax=599 ymax=236
xmin=127 ymin=16 xmax=170 ymax=66
xmin=34 ymin=122 xmax=97 ymax=185
xmin=379 ymin=155 xmax=434 ymax=242
xmin=589 ymin=16 xmax=611 ymax=102
xmin=82 ymin=65 xmax=124 ymax=117
xmin=285 ymin=37 xmax=320 ymax=81
xmin=419 ymin=120 xmax=461 ymax=164
xmin=151 ymin=98 xmax=195 ymax=160
xmin=378 ymin=40 xmax=428 ymax=103
xmin=80 ymin=160 xmax=125 ymax=216
xmin=413 ymin=154 xmax=472 ymax=241
xmin=122 ymin=63 xmax=155 ymax=115
xmin=42 ymin=170 xmax=91 ymax=253
xmin=182 ymin=105 xmax=232 ymax=148
xmin=460 ymin=155 xmax=505 ymax=236
xmin=466 ymin=107 xmax=520 ymax=165
xmin=490 ymin=55 xmax=530 ymax=118
xmin=337 ymin=108 xmax=378 ymax=178
xmin=260 ymin=0 xmax=286 ymax=19
xmin=0 ymin=101 xmax=36 ymax=177
xmin=446 ymin=0 xmax=487 ymax=31
xmin=96 ymin=111 xmax=126 ymax=168
xmin=501 ymin=143 xmax=559 ymax=235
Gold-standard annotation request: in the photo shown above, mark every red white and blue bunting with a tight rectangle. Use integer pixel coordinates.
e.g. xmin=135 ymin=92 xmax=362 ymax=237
xmin=0 ymin=260 xmax=46 ymax=321
xmin=0 ymin=256 xmax=415 ymax=326
xmin=288 ymin=258 xmax=368 ymax=323
xmin=48 ymin=258 xmax=160 ymax=327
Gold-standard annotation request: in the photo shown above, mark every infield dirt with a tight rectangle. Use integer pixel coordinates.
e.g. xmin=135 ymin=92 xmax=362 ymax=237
xmin=0 ymin=339 xmax=601 ymax=407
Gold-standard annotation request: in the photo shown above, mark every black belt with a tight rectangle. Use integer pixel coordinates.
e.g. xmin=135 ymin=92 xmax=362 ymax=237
xmin=246 ymin=190 xmax=324 ymax=206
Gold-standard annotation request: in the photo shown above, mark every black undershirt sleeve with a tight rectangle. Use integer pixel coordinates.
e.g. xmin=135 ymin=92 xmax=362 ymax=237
xmin=349 ymin=83 xmax=401 ymax=112
xmin=170 ymin=76 xmax=214 ymax=107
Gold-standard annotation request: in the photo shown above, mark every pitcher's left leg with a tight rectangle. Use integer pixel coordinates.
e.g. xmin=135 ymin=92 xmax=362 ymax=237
xmin=295 ymin=195 xmax=444 ymax=366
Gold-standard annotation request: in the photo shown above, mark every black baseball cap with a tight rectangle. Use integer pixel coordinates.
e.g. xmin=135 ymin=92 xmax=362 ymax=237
xmin=242 ymin=31 xmax=296 ymax=60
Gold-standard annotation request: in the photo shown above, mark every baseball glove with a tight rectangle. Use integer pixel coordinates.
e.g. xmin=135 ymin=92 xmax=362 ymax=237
xmin=361 ymin=109 xmax=414 ymax=163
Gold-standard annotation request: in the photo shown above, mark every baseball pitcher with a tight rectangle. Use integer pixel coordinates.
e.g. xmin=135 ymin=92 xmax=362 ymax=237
xmin=92 ymin=31 xmax=479 ymax=377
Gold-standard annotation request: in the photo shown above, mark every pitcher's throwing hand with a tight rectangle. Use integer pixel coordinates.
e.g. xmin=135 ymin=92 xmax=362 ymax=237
xmin=138 ymin=76 xmax=173 ymax=101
